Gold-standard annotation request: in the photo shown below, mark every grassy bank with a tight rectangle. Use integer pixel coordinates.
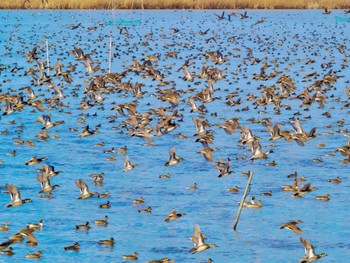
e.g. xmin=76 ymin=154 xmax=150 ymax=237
xmin=1 ymin=0 xmax=349 ymax=10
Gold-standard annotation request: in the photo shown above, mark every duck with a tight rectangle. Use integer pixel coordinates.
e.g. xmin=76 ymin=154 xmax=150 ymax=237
xmin=122 ymin=155 xmax=138 ymax=172
xmin=0 ymin=246 xmax=14 ymax=256
xmin=27 ymin=218 xmax=44 ymax=231
xmin=97 ymin=190 xmax=110 ymax=198
xmin=0 ymin=239 xmax=15 ymax=250
xmin=64 ymin=242 xmax=80 ymax=251
xmin=279 ymin=220 xmax=303 ymax=235
xmin=164 ymin=210 xmax=186 ymax=222
xmin=165 ymin=147 xmax=183 ymax=166
xmin=145 ymin=258 xmax=174 ymax=263
xmin=38 ymin=164 xmax=61 ymax=178
xmin=299 ymin=238 xmax=327 ymax=262
xmin=322 ymin=8 xmax=331 ymax=14
xmin=0 ymin=221 xmax=9 ymax=232
xmin=40 ymin=192 xmax=53 ymax=199
xmin=76 ymin=221 xmax=90 ymax=230
xmin=98 ymin=237 xmax=114 ymax=246
xmin=227 ymin=186 xmax=239 ymax=193
xmin=189 ymin=224 xmax=217 ymax=253
xmin=159 ymin=173 xmax=171 ymax=179
xmin=261 ymin=190 xmax=272 ymax=196
xmin=282 ymin=179 xmax=299 ymax=192
xmin=327 ymin=177 xmax=341 ymax=183
xmin=123 ymin=251 xmax=138 ymax=260
xmin=249 ymin=140 xmax=273 ymax=161
xmin=19 ymin=228 xmax=38 ymax=246
xmin=25 ymin=250 xmax=42 ymax=259
xmin=99 ymin=201 xmax=111 ymax=209
xmin=197 ymin=147 xmax=218 ymax=162
xmin=132 ymin=197 xmax=145 ymax=205
xmin=75 ymin=179 xmax=97 ymax=199
xmin=94 ymin=215 xmax=108 ymax=226
xmin=186 ymin=182 xmax=198 ymax=190
xmin=25 ymin=156 xmax=47 ymax=165
xmin=241 ymin=197 xmax=262 ymax=208
xmin=138 ymin=206 xmax=152 ymax=213
xmin=216 ymin=157 xmax=233 ymax=177
xmin=77 ymin=125 xmax=98 ymax=137
xmin=89 ymin=172 xmax=104 ymax=185
xmin=37 ymin=172 xmax=59 ymax=193
xmin=5 ymin=184 xmax=32 ymax=207
xmin=316 ymin=194 xmax=330 ymax=201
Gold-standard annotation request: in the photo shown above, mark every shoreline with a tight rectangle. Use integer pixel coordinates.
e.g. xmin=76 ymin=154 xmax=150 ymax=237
xmin=0 ymin=0 xmax=349 ymax=10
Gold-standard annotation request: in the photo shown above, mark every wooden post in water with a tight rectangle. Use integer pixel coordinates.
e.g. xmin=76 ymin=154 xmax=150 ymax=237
xmin=233 ymin=170 xmax=253 ymax=231
xmin=108 ymin=36 xmax=112 ymax=73
xmin=46 ymin=38 xmax=50 ymax=76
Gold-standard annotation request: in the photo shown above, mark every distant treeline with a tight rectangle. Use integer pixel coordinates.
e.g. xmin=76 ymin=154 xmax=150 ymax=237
xmin=1 ymin=0 xmax=349 ymax=10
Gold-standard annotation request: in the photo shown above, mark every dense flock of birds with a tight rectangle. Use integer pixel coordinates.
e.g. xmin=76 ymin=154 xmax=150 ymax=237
xmin=0 ymin=9 xmax=349 ymax=262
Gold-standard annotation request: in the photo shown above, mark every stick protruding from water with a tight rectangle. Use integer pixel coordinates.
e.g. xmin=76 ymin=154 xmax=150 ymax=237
xmin=109 ymin=35 xmax=112 ymax=73
xmin=233 ymin=170 xmax=254 ymax=231
xmin=46 ymin=38 xmax=50 ymax=76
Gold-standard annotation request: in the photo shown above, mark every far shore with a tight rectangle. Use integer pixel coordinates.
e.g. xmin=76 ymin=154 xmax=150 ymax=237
xmin=1 ymin=0 xmax=349 ymax=10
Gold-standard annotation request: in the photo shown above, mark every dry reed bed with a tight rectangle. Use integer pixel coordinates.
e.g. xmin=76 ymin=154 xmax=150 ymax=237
xmin=1 ymin=0 xmax=349 ymax=10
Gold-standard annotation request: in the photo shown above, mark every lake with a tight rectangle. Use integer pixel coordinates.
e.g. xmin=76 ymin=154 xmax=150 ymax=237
xmin=0 ymin=9 xmax=349 ymax=262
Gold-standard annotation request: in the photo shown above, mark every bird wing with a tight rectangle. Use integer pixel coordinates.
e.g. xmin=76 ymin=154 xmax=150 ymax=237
xmin=300 ymin=238 xmax=316 ymax=258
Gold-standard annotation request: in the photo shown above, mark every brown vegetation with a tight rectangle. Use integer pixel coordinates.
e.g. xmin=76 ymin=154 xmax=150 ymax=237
xmin=1 ymin=0 xmax=349 ymax=10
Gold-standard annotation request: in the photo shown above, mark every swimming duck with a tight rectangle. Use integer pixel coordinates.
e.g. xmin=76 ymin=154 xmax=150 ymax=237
xmin=25 ymin=250 xmax=42 ymax=259
xmin=164 ymin=210 xmax=186 ymax=222
xmin=165 ymin=147 xmax=183 ymax=166
xmin=299 ymin=238 xmax=327 ymax=263
xmin=322 ymin=8 xmax=331 ymax=14
xmin=316 ymin=194 xmax=330 ymax=201
xmin=94 ymin=215 xmax=108 ymax=226
xmin=99 ymin=201 xmax=111 ymax=209
xmin=5 ymin=184 xmax=32 ymax=207
xmin=279 ymin=220 xmax=303 ymax=235
xmin=97 ymin=190 xmax=110 ymax=198
xmin=98 ymin=237 xmax=114 ymax=246
xmin=227 ymin=186 xmax=239 ymax=193
xmin=0 ymin=221 xmax=9 ymax=232
xmin=241 ymin=197 xmax=262 ymax=209
xmin=75 ymin=221 xmax=90 ymax=230
xmin=261 ymin=190 xmax=272 ymax=196
xmin=186 ymin=183 xmax=198 ymax=190
xmin=138 ymin=207 xmax=152 ymax=213
xmin=25 ymin=156 xmax=47 ymax=165
xmin=189 ymin=224 xmax=217 ymax=254
xmin=64 ymin=242 xmax=80 ymax=251
xmin=327 ymin=177 xmax=341 ymax=183
xmin=75 ymin=179 xmax=97 ymax=199
xmin=123 ymin=155 xmax=138 ymax=172
xmin=40 ymin=192 xmax=53 ymax=199
xmin=0 ymin=247 xmax=14 ymax=256
xmin=145 ymin=258 xmax=174 ymax=263
xmin=159 ymin=173 xmax=171 ymax=179
xmin=132 ymin=197 xmax=145 ymax=205
xmin=123 ymin=251 xmax=138 ymax=260
xmin=282 ymin=179 xmax=299 ymax=192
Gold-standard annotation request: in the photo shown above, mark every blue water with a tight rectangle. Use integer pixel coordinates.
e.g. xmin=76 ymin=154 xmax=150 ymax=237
xmin=0 ymin=9 xmax=349 ymax=262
